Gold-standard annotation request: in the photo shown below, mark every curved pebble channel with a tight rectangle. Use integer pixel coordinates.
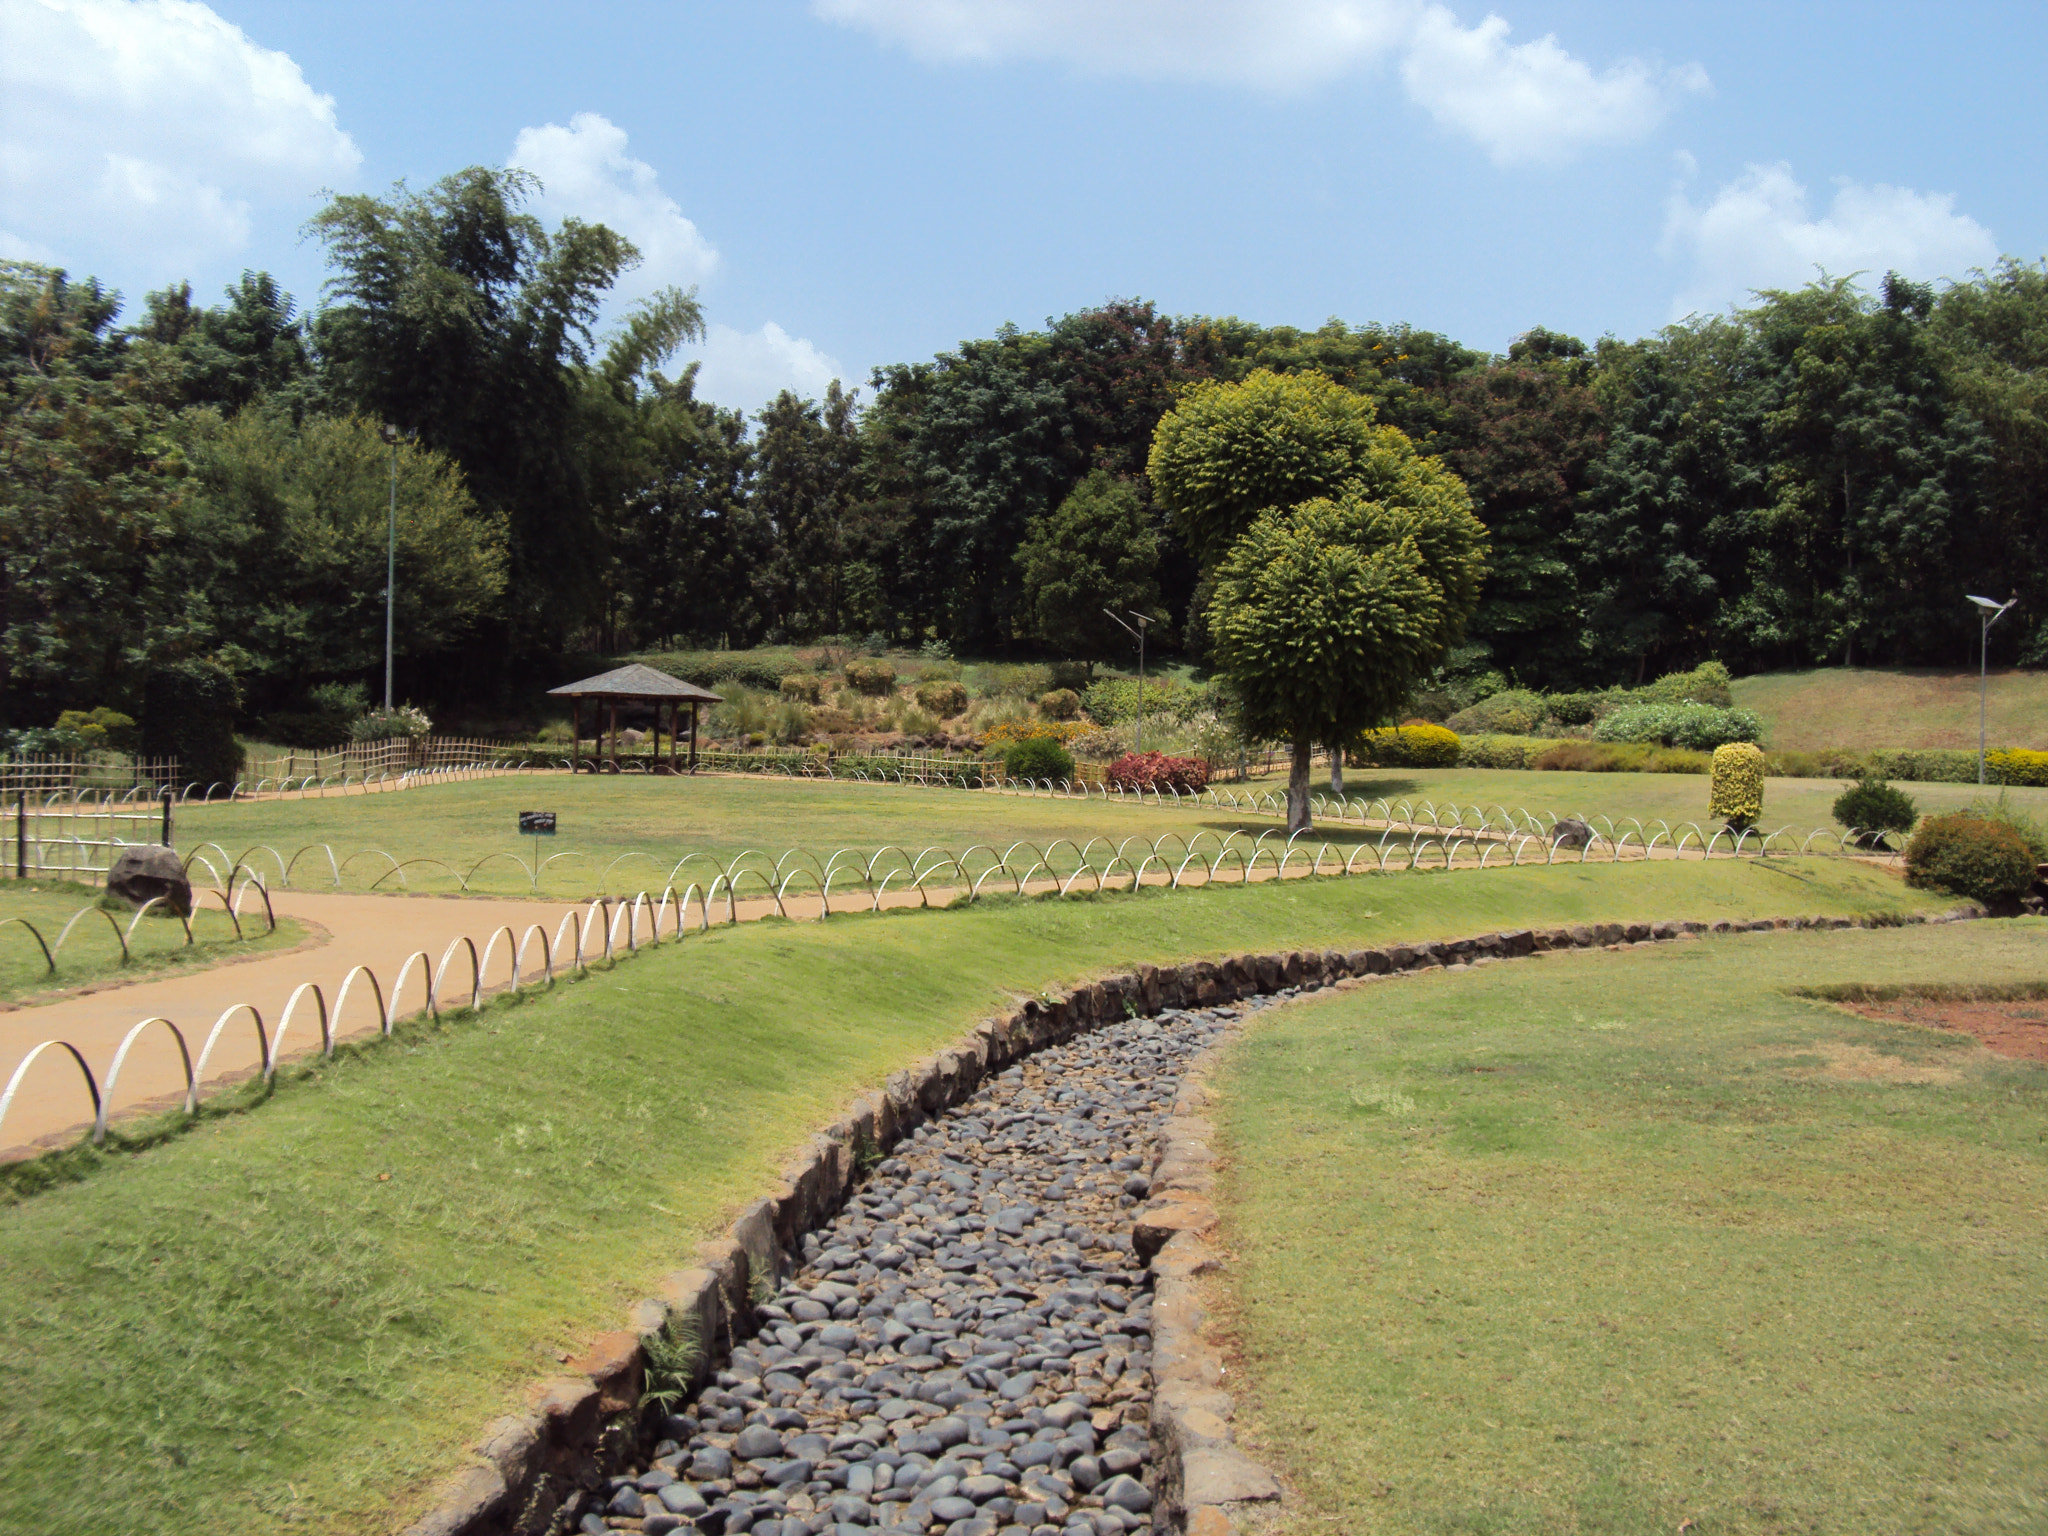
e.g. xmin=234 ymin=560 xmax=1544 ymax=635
xmin=582 ymin=999 xmax=1261 ymax=1536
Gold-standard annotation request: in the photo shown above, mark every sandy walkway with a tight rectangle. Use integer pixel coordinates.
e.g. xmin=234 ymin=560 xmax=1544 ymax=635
xmin=0 ymin=891 xmax=578 ymax=1154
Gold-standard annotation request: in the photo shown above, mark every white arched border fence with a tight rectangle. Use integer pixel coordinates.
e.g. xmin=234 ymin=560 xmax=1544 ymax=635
xmin=2 ymin=816 xmax=1899 ymax=1157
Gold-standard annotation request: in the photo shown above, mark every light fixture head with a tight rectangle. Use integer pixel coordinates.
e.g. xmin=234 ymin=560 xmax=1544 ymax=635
xmin=380 ymin=422 xmax=400 ymax=444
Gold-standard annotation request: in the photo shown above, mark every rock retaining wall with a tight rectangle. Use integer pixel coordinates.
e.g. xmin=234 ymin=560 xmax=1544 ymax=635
xmin=403 ymin=905 xmax=1977 ymax=1536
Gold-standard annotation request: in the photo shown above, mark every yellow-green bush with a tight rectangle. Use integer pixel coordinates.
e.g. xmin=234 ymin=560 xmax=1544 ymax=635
xmin=1708 ymin=742 xmax=1765 ymax=828
xmin=1039 ymin=688 xmax=1081 ymax=720
xmin=1357 ymin=723 xmax=1461 ymax=768
xmin=1988 ymin=748 xmax=2048 ymax=787
xmin=913 ymin=678 xmax=968 ymax=718
xmin=779 ymin=674 xmax=827 ymax=703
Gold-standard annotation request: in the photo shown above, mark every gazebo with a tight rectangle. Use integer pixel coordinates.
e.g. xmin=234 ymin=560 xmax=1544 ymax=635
xmin=548 ymin=664 xmax=723 ymax=774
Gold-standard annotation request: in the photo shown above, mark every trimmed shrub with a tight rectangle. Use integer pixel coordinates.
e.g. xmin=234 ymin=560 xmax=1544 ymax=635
xmin=52 ymin=707 xmax=139 ymax=754
xmin=1445 ymin=689 xmax=1545 ymax=737
xmin=1708 ymin=742 xmax=1766 ymax=829
xmin=1594 ymin=701 xmax=1763 ymax=751
xmin=1460 ymin=735 xmax=1558 ymax=769
xmin=1080 ymin=676 xmax=1216 ymax=726
xmin=1003 ymin=736 xmax=1076 ymax=782
xmin=1039 ymin=688 xmax=1081 ymax=720
xmin=1764 ymin=748 xmax=1874 ymax=780
xmin=1636 ymin=660 xmax=1734 ymax=708
xmin=1988 ymin=748 xmax=2048 ymax=787
xmin=914 ymin=678 xmax=968 ymax=718
xmin=1358 ymin=723 xmax=1461 ymax=768
xmin=780 ymin=674 xmax=828 ymax=703
xmin=1832 ymin=777 xmax=1918 ymax=837
xmin=980 ymin=719 xmax=1090 ymax=748
xmin=843 ymin=659 xmax=897 ymax=696
xmin=143 ymin=660 xmax=244 ymax=790
xmin=1867 ymin=748 xmax=1978 ymax=784
xmin=1528 ymin=741 xmax=1709 ymax=774
xmin=1544 ymin=691 xmax=1610 ymax=726
xmin=1106 ymin=751 xmax=1209 ymax=793
xmin=1904 ymin=813 xmax=2037 ymax=904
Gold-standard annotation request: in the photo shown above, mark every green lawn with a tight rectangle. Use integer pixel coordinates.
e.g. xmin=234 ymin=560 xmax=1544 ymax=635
xmin=169 ymin=771 xmax=2048 ymax=902
xmin=174 ymin=775 xmax=1407 ymax=897
xmin=0 ymin=880 xmax=305 ymax=1006
xmin=1332 ymin=763 xmax=2048 ymax=834
xmin=1733 ymin=666 xmax=2048 ymax=752
xmin=0 ymin=859 xmax=1941 ymax=1536
xmin=1216 ymin=919 xmax=2048 ymax=1535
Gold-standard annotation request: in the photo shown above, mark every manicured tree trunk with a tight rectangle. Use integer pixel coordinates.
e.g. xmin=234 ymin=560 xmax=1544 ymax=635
xmin=1329 ymin=745 xmax=1343 ymax=797
xmin=1288 ymin=735 xmax=1313 ymax=834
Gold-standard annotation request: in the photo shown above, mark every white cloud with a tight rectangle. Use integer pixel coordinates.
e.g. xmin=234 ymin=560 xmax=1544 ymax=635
xmin=507 ymin=112 xmax=719 ymax=306
xmin=1662 ymin=162 xmax=1999 ymax=318
xmin=0 ymin=0 xmax=360 ymax=274
xmin=685 ymin=322 xmax=848 ymax=415
xmin=813 ymin=0 xmax=1707 ymax=163
xmin=813 ymin=0 xmax=1416 ymax=91
xmin=1401 ymin=7 xmax=1709 ymax=167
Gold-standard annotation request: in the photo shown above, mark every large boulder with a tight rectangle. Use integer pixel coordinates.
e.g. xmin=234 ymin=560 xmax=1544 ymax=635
xmin=1551 ymin=817 xmax=1595 ymax=850
xmin=107 ymin=846 xmax=192 ymax=917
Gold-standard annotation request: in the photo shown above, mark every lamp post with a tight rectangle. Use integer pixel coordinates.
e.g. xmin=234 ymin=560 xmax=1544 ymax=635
xmin=1968 ymin=593 xmax=2016 ymax=785
xmin=380 ymin=422 xmax=399 ymax=711
xmin=1103 ymin=610 xmax=1151 ymax=756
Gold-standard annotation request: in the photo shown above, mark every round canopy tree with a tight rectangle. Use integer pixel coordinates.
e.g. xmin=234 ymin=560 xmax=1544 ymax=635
xmin=1147 ymin=368 xmax=1385 ymax=566
xmin=1208 ymin=488 xmax=1488 ymax=832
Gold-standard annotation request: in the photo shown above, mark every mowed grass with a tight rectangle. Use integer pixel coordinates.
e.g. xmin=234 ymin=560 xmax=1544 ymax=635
xmin=1215 ymin=920 xmax=2048 ymax=1535
xmin=0 ymin=879 xmax=306 ymax=1006
xmin=0 ymin=859 xmax=1941 ymax=1535
xmin=1336 ymin=764 xmax=2048 ymax=833
xmin=172 ymin=772 xmax=2048 ymax=904
xmin=1733 ymin=666 xmax=2048 ymax=752
xmin=173 ymin=775 xmax=1403 ymax=897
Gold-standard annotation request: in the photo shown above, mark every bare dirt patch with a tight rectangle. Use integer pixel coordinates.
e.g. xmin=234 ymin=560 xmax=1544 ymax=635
xmin=1846 ymin=996 xmax=2048 ymax=1065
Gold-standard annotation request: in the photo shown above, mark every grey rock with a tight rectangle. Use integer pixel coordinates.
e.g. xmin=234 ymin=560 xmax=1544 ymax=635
xmin=107 ymin=844 xmax=192 ymax=916
xmin=733 ymin=1425 xmax=785 ymax=1460
xmin=1097 ymin=1475 xmax=1152 ymax=1512
xmin=606 ymin=1484 xmax=645 ymax=1517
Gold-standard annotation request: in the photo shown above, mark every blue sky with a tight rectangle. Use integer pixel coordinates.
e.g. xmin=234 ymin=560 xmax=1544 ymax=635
xmin=4 ymin=0 xmax=2042 ymax=412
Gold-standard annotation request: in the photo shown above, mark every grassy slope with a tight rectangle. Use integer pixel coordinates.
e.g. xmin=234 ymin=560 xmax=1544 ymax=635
xmin=0 ymin=860 xmax=1941 ymax=1536
xmin=0 ymin=880 xmax=306 ymax=1006
xmin=1733 ymin=667 xmax=2048 ymax=752
xmin=1217 ymin=920 xmax=2048 ymax=1535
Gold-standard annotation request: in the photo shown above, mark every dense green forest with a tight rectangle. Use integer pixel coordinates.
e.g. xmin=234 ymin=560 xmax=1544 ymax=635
xmin=3 ymin=165 xmax=2042 ymax=740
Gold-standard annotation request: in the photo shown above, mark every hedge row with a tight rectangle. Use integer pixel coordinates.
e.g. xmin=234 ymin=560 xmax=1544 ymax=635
xmin=1451 ymin=736 xmax=2036 ymax=784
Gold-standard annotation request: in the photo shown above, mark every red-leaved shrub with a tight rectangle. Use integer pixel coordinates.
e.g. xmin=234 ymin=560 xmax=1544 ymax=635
xmin=1106 ymin=751 xmax=1209 ymax=793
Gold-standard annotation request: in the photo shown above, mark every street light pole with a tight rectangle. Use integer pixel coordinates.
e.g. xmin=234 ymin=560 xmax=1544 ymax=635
xmin=381 ymin=422 xmax=399 ymax=712
xmin=1103 ymin=611 xmax=1151 ymax=755
xmin=1968 ymin=594 xmax=2016 ymax=785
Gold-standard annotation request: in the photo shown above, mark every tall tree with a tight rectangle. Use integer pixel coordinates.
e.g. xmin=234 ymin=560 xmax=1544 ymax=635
xmin=307 ymin=168 xmax=698 ymax=653
xmin=753 ymin=381 xmax=863 ymax=637
xmin=1013 ymin=470 xmax=1163 ymax=662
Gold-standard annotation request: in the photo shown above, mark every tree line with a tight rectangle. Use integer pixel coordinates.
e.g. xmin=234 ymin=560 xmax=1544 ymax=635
xmin=3 ymin=163 xmax=2042 ymax=741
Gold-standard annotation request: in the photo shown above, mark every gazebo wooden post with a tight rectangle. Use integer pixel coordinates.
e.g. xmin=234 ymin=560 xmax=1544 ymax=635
xmin=571 ymin=699 xmax=581 ymax=771
xmin=607 ymin=702 xmax=618 ymax=770
xmin=689 ymin=702 xmax=699 ymax=772
xmin=668 ymin=702 xmax=678 ymax=772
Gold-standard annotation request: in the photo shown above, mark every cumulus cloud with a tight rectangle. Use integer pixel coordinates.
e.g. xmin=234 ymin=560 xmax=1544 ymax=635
xmin=0 ymin=0 xmax=360 ymax=272
xmin=507 ymin=112 xmax=719 ymax=305
xmin=812 ymin=0 xmax=1706 ymax=163
xmin=1401 ymin=8 xmax=1709 ymax=167
xmin=1662 ymin=162 xmax=2000 ymax=318
xmin=685 ymin=322 xmax=848 ymax=415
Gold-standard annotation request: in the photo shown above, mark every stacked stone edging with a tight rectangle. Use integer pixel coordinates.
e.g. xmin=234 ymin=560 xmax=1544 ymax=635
xmin=403 ymin=902 xmax=1978 ymax=1536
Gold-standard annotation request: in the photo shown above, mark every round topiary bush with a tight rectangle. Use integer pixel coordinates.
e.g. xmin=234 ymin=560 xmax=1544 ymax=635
xmin=1003 ymin=736 xmax=1076 ymax=783
xmin=1904 ymin=812 xmax=2037 ymax=904
xmin=1708 ymin=741 xmax=1765 ymax=830
xmin=843 ymin=659 xmax=897 ymax=697
xmin=914 ymin=678 xmax=968 ymax=718
xmin=1039 ymin=688 xmax=1081 ymax=720
xmin=1832 ymin=776 xmax=1917 ymax=846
